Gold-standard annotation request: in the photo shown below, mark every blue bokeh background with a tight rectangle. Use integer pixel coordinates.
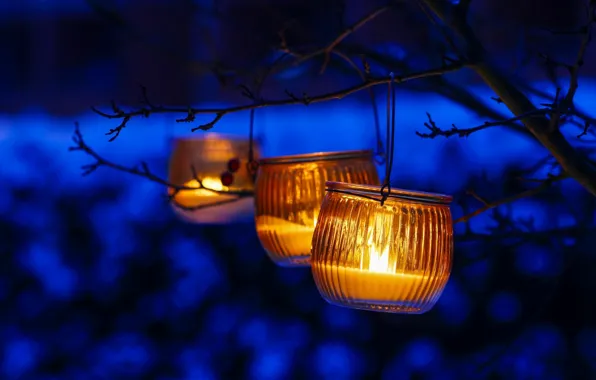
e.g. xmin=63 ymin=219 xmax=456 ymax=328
xmin=2 ymin=1 xmax=596 ymax=379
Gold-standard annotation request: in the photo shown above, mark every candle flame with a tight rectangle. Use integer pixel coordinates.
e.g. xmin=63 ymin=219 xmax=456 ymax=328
xmin=168 ymin=177 xmax=225 ymax=197
xmin=364 ymin=214 xmax=392 ymax=274
xmin=188 ymin=177 xmax=225 ymax=191
xmin=368 ymin=244 xmax=391 ymax=273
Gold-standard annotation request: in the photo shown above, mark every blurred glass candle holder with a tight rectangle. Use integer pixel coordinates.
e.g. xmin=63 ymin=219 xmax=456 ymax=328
xmin=168 ymin=133 xmax=260 ymax=224
xmin=254 ymin=150 xmax=379 ymax=267
xmin=311 ymin=181 xmax=453 ymax=314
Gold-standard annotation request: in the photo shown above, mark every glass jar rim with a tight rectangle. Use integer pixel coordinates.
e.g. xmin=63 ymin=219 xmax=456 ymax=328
xmin=325 ymin=181 xmax=452 ymax=204
xmin=258 ymin=150 xmax=374 ymax=165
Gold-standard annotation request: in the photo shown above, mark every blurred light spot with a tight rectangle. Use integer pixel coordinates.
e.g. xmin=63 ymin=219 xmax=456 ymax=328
xmin=437 ymin=279 xmax=471 ymax=326
xmin=509 ymin=200 xmax=548 ymax=230
xmin=2 ymin=338 xmax=39 ymax=379
xmin=460 ymin=258 xmax=491 ymax=288
xmin=467 ymin=211 xmax=496 ymax=235
xmin=96 ymin=256 xmax=123 ymax=286
xmin=90 ymin=203 xmax=139 ymax=259
xmin=204 ymin=302 xmax=243 ymax=337
xmin=375 ymin=42 xmax=407 ymax=60
xmin=184 ymin=365 xmax=217 ymax=380
xmin=179 ymin=348 xmax=217 ymax=380
xmin=519 ymin=324 xmax=565 ymax=358
xmin=238 ymin=316 xmax=271 ymax=349
xmin=20 ymin=243 xmax=78 ymax=299
xmin=556 ymin=213 xmax=576 ymax=228
xmin=119 ymin=180 xmax=166 ymax=222
xmin=562 ymin=237 xmax=576 ymax=247
xmin=166 ymin=236 xmax=225 ymax=308
xmin=322 ymin=304 xmax=358 ymax=330
xmin=11 ymin=202 xmax=56 ymax=231
xmin=488 ymin=291 xmax=521 ymax=323
xmin=277 ymin=319 xmax=311 ymax=350
xmin=502 ymin=353 xmax=546 ymax=378
xmin=404 ymin=338 xmax=442 ymax=369
xmin=515 ymin=244 xmax=563 ymax=277
xmin=249 ymin=347 xmax=291 ymax=380
xmin=313 ymin=341 xmax=364 ymax=379
xmin=92 ymin=334 xmax=152 ymax=377
xmin=0 ymin=188 xmax=12 ymax=215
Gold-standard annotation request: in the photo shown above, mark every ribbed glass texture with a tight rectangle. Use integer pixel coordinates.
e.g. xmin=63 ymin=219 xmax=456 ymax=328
xmin=311 ymin=182 xmax=453 ymax=314
xmin=254 ymin=151 xmax=380 ymax=267
xmin=168 ymin=133 xmax=260 ymax=224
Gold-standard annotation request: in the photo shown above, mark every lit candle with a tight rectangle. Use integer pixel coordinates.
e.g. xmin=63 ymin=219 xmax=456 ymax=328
xmin=170 ymin=177 xmax=254 ymax=224
xmin=311 ymin=181 xmax=453 ymax=313
xmin=313 ymin=245 xmax=449 ymax=307
xmin=254 ymin=215 xmax=317 ymax=265
xmin=172 ymin=177 xmax=238 ymax=207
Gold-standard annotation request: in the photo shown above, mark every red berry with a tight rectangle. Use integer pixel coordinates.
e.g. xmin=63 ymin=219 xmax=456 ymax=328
xmin=220 ymin=171 xmax=234 ymax=186
xmin=227 ymin=158 xmax=241 ymax=173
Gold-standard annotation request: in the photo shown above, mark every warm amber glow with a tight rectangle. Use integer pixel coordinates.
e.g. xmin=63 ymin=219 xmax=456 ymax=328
xmin=311 ymin=181 xmax=453 ymax=314
xmin=168 ymin=134 xmax=259 ymax=224
xmin=171 ymin=178 xmax=235 ymax=208
xmin=254 ymin=151 xmax=380 ymax=267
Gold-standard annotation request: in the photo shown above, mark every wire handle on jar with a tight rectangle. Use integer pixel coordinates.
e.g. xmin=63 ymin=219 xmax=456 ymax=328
xmin=380 ymin=72 xmax=396 ymax=205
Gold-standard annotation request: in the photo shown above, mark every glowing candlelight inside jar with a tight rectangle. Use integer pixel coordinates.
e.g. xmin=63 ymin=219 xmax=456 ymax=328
xmin=311 ymin=181 xmax=453 ymax=314
xmin=336 ymin=245 xmax=436 ymax=305
xmin=169 ymin=177 xmax=254 ymax=224
xmin=168 ymin=134 xmax=260 ymax=224
xmin=254 ymin=150 xmax=380 ymax=267
xmin=254 ymin=214 xmax=318 ymax=266
xmin=172 ymin=178 xmax=235 ymax=207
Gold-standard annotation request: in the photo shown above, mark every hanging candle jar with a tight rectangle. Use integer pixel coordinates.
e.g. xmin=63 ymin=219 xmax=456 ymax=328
xmin=311 ymin=181 xmax=453 ymax=314
xmin=168 ymin=133 xmax=260 ymax=224
xmin=254 ymin=150 xmax=380 ymax=267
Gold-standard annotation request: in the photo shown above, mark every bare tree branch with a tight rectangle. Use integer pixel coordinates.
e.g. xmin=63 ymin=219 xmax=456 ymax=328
xmin=280 ymin=4 xmax=392 ymax=74
xmin=519 ymin=82 xmax=596 ymax=139
xmin=546 ymin=3 xmax=594 ymax=131
xmin=417 ymin=106 xmax=595 ymax=139
xmin=454 ymin=173 xmax=568 ymax=224
xmin=92 ymin=61 xmax=465 ymax=137
xmin=68 ymin=123 xmax=252 ymax=211
xmin=422 ymin=0 xmax=596 ymax=197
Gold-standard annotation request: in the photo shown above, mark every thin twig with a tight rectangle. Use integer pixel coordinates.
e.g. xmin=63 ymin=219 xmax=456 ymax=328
xmin=68 ymin=123 xmax=252 ymax=211
xmin=331 ymin=50 xmax=384 ymax=160
xmin=455 ymin=174 xmax=568 ymax=224
xmin=416 ymin=106 xmax=595 ymax=139
xmin=280 ymin=5 xmax=392 ymax=74
xmin=546 ymin=2 xmax=595 ymax=131
xmin=423 ymin=0 xmax=596 ymax=196
xmin=519 ymin=82 xmax=596 ymax=138
xmin=318 ymin=5 xmax=391 ymax=74
xmin=92 ymin=61 xmax=465 ymax=137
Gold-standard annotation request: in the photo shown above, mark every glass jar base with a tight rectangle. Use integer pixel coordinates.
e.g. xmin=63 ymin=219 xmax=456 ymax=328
xmin=321 ymin=297 xmax=431 ymax=314
xmin=267 ymin=254 xmax=311 ymax=267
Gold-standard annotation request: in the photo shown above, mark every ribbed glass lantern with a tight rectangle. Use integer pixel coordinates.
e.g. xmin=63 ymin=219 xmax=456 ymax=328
xmin=254 ymin=150 xmax=380 ymax=267
xmin=311 ymin=181 xmax=453 ymax=314
xmin=168 ymin=133 xmax=260 ymax=224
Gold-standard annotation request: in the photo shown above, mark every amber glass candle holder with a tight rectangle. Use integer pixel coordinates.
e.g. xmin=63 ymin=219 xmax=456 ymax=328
xmin=168 ymin=133 xmax=260 ymax=224
xmin=254 ymin=150 xmax=380 ymax=267
xmin=311 ymin=181 xmax=453 ymax=314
